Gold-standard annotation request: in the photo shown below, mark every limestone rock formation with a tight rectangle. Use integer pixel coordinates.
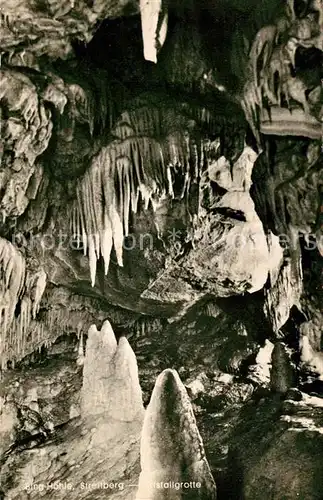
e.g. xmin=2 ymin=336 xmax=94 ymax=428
xmin=1 ymin=0 xmax=138 ymax=64
xmin=270 ymin=342 xmax=295 ymax=393
xmin=137 ymin=369 xmax=217 ymax=499
xmin=240 ymin=0 xmax=323 ymax=141
xmin=0 ymin=322 xmax=144 ymax=499
xmin=81 ymin=320 xmax=144 ymax=422
xmin=229 ymin=394 xmax=323 ymax=500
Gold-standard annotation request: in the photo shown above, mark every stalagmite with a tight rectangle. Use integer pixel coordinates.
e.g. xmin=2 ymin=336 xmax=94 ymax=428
xmin=136 ymin=368 xmax=217 ymax=499
xmin=81 ymin=320 xmax=144 ymax=421
xmin=113 ymin=336 xmax=145 ymax=422
xmin=270 ymin=342 xmax=295 ymax=394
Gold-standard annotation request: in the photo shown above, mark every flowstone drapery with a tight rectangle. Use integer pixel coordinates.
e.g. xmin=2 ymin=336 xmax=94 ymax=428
xmin=70 ymin=103 xmax=206 ymax=285
xmin=0 ymin=239 xmax=48 ymax=370
xmin=240 ymin=0 xmax=322 ymax=142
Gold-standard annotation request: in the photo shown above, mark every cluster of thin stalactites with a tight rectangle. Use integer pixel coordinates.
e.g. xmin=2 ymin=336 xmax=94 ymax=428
xmin=241 ymin=1 xmax=322 ymax=141
xmin=0 ymin=238 xmax=47 ymax=370
xmin=0 ymin=95 xmax=230 ymax=369
xmin=70 ymin=106 xmax=206 ymax=286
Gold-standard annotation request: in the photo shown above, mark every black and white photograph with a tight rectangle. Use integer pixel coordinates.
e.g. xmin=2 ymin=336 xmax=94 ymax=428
xmin=0 ymin=0 xmax=322 ymax=498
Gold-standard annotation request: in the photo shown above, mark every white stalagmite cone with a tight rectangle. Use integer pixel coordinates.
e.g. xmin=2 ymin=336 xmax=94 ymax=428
xmin=81 ymin=321 xmax=116 ymax=417
xmin=87 ymin=324 xmax=98 ymax=337
xmin=81 ymin=320 xmax=144 ymax=422
xmin=100 ymin=320 xmax=118 ymax=353
xmin=136 ymin=368 xmax=217 ymax=500
xmin=112 ymin=336 xmax=144 ymax=422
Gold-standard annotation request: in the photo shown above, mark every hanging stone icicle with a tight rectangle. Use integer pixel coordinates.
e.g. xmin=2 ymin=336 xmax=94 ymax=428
xmin=80 ymin=170 xmax=98 ymax=286
xmin=89 ymin=157 xmax=103 ymax=257
xmin=31 ymin=269 xmax=47 ymax=319
xmin=75 ymin=187 xmax=88 ymax=256
xmin=88 ymin=234 xmax=97 ymax=287
xmin=0 ymin=238 xmax=26 ymax=370
xmin=71 ymin=114 xmax=202 ymax=287
xmin=109 ymin=203 xmax=124 ymax=268
xmin=7 ymin=266 xmax=48 ymax=366
xmin=140 ymin=0 xmax=168 ymax=63
xmin=129 ymin=149 xmax=140 ymax=214
xmin=116 ymin=156 xmax=131 ymax=238
xmin=116 ymin=157 xmax=125 ymax=230
xmin=76 ymin=330 xmax=85 ymax=366
xmin=122 ymin=159 xmax=131 ymax=237
xmin=101 ymin=209 xmax=113 ymax=276
xmin=104 ymin=149 xmax=124 ymax=269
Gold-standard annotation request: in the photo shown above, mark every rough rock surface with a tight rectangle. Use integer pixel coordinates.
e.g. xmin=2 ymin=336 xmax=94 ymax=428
xmin=229 ymin=394 xmax=323 ymax=500
xmin=0 ymin=322 xmax=144 ymax=499
xmin=1 ymin=0 xmax=138 ymax=63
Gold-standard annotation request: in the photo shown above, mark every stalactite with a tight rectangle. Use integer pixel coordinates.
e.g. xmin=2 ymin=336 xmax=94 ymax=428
xmin=0 ymin=242 xmax=48 ymax=370
xmin=76 ymin=184 xmax=88 ymax=256
xmin=70 ymin=105 xmax=206 ymax=286
xmin=101 ymin=210 xmax=113 ymax=275
xmin=241 ymin=3 xmax=322 ymax=141
xmin=140 ymin=0 xmax=168 ymax=63
xmin=88 ymin=234 xmax=97 ymax=287
xmin=132 ymin=317 xmax=163 ymax=338
xmin=4 ymin=306 xmax=90 ymax=369
xmin=31 ymin=269 xmax=47 ymax=319
xmin=203 ymin=301 xmax=221 ymax=318
xmin=0 ymin=238 xmax=26 ymax=369
xmin=76 ymin=330 xmax=85 ymax=366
